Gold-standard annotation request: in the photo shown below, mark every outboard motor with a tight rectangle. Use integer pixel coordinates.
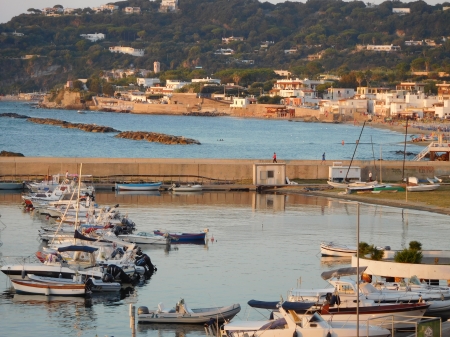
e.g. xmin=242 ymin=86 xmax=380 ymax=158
xmin=138 ymin=306 xmax=149 ymax=315
xmin=111 ymin=247 xmax=125 ymax=259
xmin=106 ymin=264 xmax=133 ymax=283
xmin=135 ymin=253 xmax=157 ymax=274
xmin=102 ymin=273 xmax=114 ymax=283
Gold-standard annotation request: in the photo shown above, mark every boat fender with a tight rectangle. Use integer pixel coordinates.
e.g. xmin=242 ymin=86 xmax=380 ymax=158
xmin=330 ymin=295 xmax=340 ymax=306
xmin=21 ymin=269 xmax=26 ymax=279
xmin=292 ymin=331 xmax=297 ymax=337
xmin=138 ymin=306 xmax=149 ymax=315
xmin=326 ymin=332 xmax=331 ymax=337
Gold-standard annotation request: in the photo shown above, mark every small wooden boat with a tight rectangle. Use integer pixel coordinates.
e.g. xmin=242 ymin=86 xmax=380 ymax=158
xmin=11 ymin=279 xmax=86 ymax=296
xmin=115 ymin=182 xmax=162 ymax=191
xmin=138 ymin=299 xmax=241 ymax=324
xmin=118 ymin=231 xmax=170 ymax=245
xmin=154 ymin=229 xmax=208 ymax=243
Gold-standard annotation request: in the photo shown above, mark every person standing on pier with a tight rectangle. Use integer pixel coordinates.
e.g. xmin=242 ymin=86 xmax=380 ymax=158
xmin=273 ymin=152 xmax=277 ymax=163
xmin=321 ymin=152 xmax=326 ymax=164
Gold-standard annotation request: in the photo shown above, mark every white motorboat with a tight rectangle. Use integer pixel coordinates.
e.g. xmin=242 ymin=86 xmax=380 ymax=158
xmin=320 ymin=242 xmax=356 ymax=257
xmin=327 ymin=180 xmax=378 ymax=189
xmin=11 ymin=279 xmax=86 ymax=296
xmin=224 ymin=302 xmax=391 ymax=337
xmin=138 ymin=298 xmax=241 ymax=324
xmin=28 ymin=274 xmax=121 ymax=292
xmin=171 ymin=184 xmax=203 ymax=192
xmin=320 ymin=242 xmax=388 ymax=257
xmin=118 ymin=232 xmax=170 ymax=245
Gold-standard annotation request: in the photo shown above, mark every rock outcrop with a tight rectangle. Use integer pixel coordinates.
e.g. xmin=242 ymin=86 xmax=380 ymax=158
xmin=115 ymin=131 xmax=201 ymax=145
xmin=26 ymin=118 xmax=119 ymax=133
xmin=0 ymin=113 xmax=30 ymax=118
xmin=0 ymin=150 xmax=25 ymax=157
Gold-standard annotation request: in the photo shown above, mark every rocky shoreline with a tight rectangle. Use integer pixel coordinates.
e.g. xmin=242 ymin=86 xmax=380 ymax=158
xmin=115 ymin=131 xmax=201 ymax=145
xmin=27 ymin=118 xmax=119 ymax=133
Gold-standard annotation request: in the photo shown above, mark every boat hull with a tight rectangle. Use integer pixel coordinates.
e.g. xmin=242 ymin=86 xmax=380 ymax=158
xmin=11 ymin=279 xmax=85 ymax=296
xmin=172 ymin=185 xmax=203 ymax=192
xmin=320 ymin=242 xmax=355 ymax=257
xmin=0 ymin=182 xmax=24 ymax=190
xmin=406 ymin=184 xmax=440 ymax=192
xmin=154 ymin=230 xmax=206 ymax=242
xmin=118 ymin=233 xmax=169 ymax=245
xmin=138 ymin=304 xmax=241 ymax=324
xmin=115 ymin=183 xmax=162 ymax=191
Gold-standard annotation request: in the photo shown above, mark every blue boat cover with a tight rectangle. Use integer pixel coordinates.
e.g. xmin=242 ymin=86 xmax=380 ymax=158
xmin=57 ymin=245 xmax=98 ymax=253
xmin=74 ymin=230 xmax=110 ymax=242
xmin=247 ymin=300 xmax=314 ymax=311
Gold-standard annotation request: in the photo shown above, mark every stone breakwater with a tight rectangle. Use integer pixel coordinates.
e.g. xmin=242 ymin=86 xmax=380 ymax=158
xmin=0 ymin=113 xmax=29 ymax=118
xmin=0 ymin=150 xmax=24 ymax=157
xmin=115 ymin=131 xmax=201 ymax=145
xmin=27 ymin=118 xmax=119 ymax=133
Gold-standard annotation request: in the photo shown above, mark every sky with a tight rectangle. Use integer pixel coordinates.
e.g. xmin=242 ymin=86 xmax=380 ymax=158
xmin=0 ymin=0 xmax=443 ymax=24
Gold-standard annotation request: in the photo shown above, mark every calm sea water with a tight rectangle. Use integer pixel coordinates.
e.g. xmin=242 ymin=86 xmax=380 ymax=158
xmin=0 ymin=191 xmax=449 ymax=336
xmin=0 ymin=101 xmax=421 ymax=160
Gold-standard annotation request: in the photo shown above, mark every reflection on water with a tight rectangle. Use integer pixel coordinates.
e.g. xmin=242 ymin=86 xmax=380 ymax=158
xmin=320 ymin=256 xmax=352 ymax=269
xmin=1 ymin=190 xmax=450 ymax=336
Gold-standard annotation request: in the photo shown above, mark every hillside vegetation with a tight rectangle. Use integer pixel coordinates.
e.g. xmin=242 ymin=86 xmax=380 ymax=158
xmin=1 ymin=0 xmax=450 ymax=93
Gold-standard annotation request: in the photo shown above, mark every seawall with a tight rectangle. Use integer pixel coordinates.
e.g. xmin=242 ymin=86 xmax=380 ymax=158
xmin=0 ymin=157 xmax=449 ymax=182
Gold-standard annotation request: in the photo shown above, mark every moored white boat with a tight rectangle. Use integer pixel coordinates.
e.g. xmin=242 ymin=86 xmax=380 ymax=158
xmin=28 ymin=274 xmax=121 ymax=292
xmin=171 ymin=184 xmax=203 ymax=192
xmin=224 ymin=302 xmax=391 ymax=337
xmin=320 ymin=242 xmax=356 ymax=257
xmin=406 ymin=176 xmax=440 ymax=192
xmin=115 ymin=182 xmax=162 ymax=191
xmin=11 ymin=279 xmax=86 ymax=296
xmin=118 ymin=232 xmax=170 ymax=245
xmin=138 ymin=299 xmax=241 ymax=324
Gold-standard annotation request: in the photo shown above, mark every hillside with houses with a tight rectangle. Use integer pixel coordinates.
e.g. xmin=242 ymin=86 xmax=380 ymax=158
xmin=1 ymin=0 xmax=450 ymax=103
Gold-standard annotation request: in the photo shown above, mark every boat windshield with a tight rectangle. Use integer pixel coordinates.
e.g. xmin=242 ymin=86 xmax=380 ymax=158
xmin=409 ymin=276 xmax=421 ymax=285
xmin=308 ymin=313 xmax=325 ymax=323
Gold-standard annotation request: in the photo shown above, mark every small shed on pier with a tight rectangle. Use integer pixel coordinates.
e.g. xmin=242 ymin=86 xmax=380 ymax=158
xmin=253 ymin=163 xmax=286 ymax=185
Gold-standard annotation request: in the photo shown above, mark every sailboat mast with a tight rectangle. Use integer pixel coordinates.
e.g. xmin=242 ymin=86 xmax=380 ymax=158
xmin=74 ymin=163 xmax=83 ymax=244
xmin=402 ymin=118 xmax=409 ymax=180
xmin=345 ymin=121 xmax=366 ymax=181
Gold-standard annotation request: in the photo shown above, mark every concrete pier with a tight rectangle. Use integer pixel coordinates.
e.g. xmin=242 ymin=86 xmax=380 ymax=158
xmin=0 ymin=157 xmax=449 ymax=182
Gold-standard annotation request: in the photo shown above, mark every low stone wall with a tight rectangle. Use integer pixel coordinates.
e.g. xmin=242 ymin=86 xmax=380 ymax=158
xmin=0 ymin=157 xmax=449 ymax=182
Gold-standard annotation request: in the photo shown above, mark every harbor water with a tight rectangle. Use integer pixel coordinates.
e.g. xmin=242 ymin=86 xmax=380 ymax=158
xmin=0 ymin=190 xmax=449 ymax=336
xmin=0 ymin=101 xmax=421 ymax=160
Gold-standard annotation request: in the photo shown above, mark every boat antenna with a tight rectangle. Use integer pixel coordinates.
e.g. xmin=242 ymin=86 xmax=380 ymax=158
xmin=345 ymin=121 xmax=366 ymax=182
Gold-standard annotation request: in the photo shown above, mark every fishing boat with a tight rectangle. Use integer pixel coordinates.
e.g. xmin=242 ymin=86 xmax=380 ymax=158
xmin=153 ymin=229 xmax=208 ymax=242
xmin=28 ymin=274 xmax=121 ymax=292
xmin=118 ymin=231 xmax=170 ymax=245
xmin=137 ymin=298 xmax=241 ymax=324
xmin=115 ymin=182 xmax=162 ymax=191
xmin=11 ymin=279 xmax=86 ymax=296
xmin=224 ymin=302 xmax=391 ymax=337
xmin=0 ymin=182 xmax=24 ymax=190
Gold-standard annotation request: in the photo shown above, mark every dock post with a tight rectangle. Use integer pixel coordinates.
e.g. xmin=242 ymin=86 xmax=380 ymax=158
xmin=129 ymin=304 xmax=136 ymax=337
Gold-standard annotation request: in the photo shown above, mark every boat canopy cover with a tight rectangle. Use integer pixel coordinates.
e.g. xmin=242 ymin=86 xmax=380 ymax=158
xmin=74 ymin=230 xmax=110 ymax=243
xmin=247 ymin=300 xmax=314 ymax=311
xmin=57 ymin=245 xmax=98 ymax=253
xmin=321 ymin=266 xmax=367 ymax=280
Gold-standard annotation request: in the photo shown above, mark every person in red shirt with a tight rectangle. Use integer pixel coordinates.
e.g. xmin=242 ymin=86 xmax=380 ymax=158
xmin=273 ymin=152 xmax=277 ymax=163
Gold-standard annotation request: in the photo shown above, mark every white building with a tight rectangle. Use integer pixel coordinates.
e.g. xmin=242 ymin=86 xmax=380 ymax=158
xmin=214 ymin=48 xmax=234 ymax=55
xmin=137 ymin=78 xmax=160 ymax=88
xmin=405 ymin=40 xmax=423 ymax=46
xmin=109 ymin=46 xmax=144 ymax=57
xmin=367 ymin=45 xmax=401 ymax=52
xmin=124 ymin=7 xmax=141 ymax=14
xmin=160 ymin=0 xmax=178 ymax=12
xmin=284 ymin=48 xmax=297 ymax=54
xmin=274 ymin=70 xmax=292 ymax=78
xmin=12 ymin=31 xmax=24 ymax=37
xmin=230 ymin=97 xmax=249 ymax=108
xmin=191 ymin=77 xmax=221 ymax=85
xmin=166 ymin=80 xmax=190 ymax=90
xmin=222 ymin=36 xmax=244 ymax=44
xmin=80 ymin=33 xmax=105 ymax=42
xmin=392 ymin=8 xmax=410 ymax=14
xmin=323 ymin=88 xmax=355 ymax=100
xmin=434 ymin=101 xmax=450 ymax=119
xmin=154 ymin=61 xmax=160 ymax=74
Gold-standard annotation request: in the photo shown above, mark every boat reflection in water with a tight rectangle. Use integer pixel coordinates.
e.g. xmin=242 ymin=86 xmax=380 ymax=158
xmin=138 ymin=323 xmax=207 ymax=336
xmin=320 ymin=256 xmax=352 ymax=269
xmin=115 ymin=190 xmax=161 ymax=196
